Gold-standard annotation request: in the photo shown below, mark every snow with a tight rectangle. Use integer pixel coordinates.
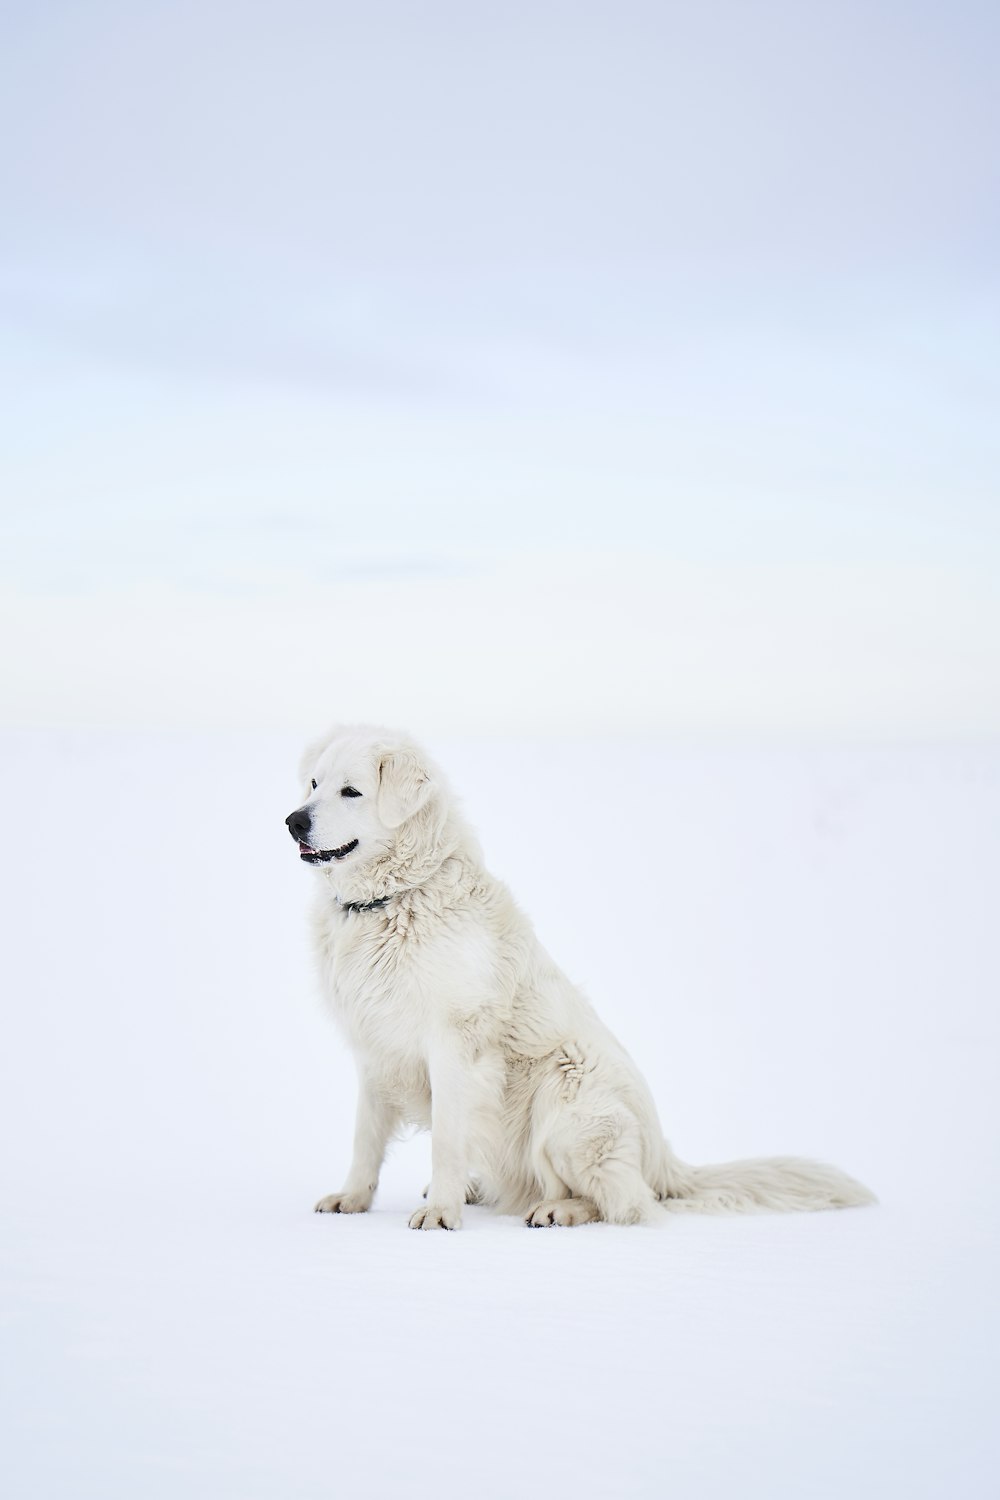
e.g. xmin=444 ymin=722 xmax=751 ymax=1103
xmin=1 ymin=731 xmax=998 ymax=1498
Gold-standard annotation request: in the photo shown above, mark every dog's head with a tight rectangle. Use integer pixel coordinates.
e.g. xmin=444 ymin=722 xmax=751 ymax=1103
xmin=286 ymin=725 xmax=437 ymax=878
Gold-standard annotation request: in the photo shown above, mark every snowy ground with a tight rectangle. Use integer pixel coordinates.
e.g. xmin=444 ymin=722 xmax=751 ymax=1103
xmin=1 ymin=731 xmax=997 ymax=1498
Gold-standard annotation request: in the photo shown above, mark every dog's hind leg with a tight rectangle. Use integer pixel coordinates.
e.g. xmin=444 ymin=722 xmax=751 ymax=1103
xmin=522 ymin=1141 xmax=599 ymax=1227
xmin=544 ymin=1108 xmax=664 ymax=1227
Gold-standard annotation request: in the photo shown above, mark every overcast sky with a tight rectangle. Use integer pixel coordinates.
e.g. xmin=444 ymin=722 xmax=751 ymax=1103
xmin=1 ymin=2 xmax=997 ymax=734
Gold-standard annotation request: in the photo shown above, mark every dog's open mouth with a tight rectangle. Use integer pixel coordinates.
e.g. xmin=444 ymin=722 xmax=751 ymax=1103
xmin=299 ymin=839 xmax=359 ymax=864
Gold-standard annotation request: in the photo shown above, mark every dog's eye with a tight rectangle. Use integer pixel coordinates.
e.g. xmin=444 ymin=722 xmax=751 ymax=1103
xmin=311 ymin=779 xmax=317 ymax=790
xmin=340 ymin=786 xmax=362 ymax=798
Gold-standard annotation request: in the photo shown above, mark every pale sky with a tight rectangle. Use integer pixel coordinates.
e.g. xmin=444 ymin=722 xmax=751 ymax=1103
xmin=1 ymin=2 xmax=998 ymax=734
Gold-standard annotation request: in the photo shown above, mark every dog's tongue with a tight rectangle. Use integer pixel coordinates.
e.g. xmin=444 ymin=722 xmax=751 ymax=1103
xmin=299 ymin=842 xmax=312 ymax=855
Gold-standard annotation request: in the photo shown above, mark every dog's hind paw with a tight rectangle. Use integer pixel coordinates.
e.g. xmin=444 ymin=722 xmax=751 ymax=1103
xmin=315 ymin=1191 xmax=372 ymax=1214
xmin=409 ymin=1203 xmax=462 ymax=1231
xmin=525 ymin=1197 xmax=601 ymax=1228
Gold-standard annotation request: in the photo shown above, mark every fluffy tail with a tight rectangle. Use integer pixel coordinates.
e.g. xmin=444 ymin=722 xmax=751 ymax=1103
xmin=662 ymin=1155 xmax=876 ymax=1214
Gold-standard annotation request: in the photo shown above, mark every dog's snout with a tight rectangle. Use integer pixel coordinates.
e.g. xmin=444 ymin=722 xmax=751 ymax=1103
xmin=285 ymin=806 xmax=312 ymax=843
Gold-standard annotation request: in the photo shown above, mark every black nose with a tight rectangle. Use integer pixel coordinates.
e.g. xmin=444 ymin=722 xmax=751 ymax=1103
xmin=285 ymin=807 xmax=312 ymax=842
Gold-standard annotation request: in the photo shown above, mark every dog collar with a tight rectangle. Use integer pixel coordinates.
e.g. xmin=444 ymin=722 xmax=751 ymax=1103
xmin=338 ymin=896 xmax=391 ymax=914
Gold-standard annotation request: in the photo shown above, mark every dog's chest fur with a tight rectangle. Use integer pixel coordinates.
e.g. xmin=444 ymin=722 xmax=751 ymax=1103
xmin=311 ymin=888 xmax=504 ymax=1074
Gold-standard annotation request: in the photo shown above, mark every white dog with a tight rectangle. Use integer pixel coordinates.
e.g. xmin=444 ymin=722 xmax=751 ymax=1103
xmin=287 ymin=726 xmax=874 ymax=1230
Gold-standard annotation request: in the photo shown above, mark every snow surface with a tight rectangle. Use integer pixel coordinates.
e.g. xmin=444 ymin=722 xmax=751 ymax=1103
xmin=1 ymin=732 xmax=998 ymax=1498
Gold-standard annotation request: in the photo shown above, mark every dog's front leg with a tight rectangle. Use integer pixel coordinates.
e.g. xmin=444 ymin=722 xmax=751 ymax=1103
xmin=315 ymin=1072 xmax=398 ymax=1215
xmin=409 ymin=1035 xmax=480 ymax=1231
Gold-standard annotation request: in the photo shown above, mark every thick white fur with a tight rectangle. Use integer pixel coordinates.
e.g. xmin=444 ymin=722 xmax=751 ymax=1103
xmin=293 ymin=726 xmax=875 ymax=1230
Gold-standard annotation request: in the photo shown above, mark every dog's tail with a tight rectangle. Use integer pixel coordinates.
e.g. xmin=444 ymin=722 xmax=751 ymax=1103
xmin=661 ymin=1154 xmax=876 ymax=1214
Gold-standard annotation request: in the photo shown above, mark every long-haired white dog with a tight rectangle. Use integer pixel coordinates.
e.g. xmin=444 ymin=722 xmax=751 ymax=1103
xmin=287 ymin=726 xmax=874 ymax=1229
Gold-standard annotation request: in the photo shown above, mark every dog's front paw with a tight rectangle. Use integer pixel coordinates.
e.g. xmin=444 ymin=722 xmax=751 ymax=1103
xmin=409 ymin=1203 xmax=462 ymax=1231
xmin=315 ymin=1190 xmax=372 ymax=1214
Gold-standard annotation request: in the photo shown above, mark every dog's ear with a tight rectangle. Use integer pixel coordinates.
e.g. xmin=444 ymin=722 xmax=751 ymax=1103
xmin=376 ymin=743 xmax=434 ymax=828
